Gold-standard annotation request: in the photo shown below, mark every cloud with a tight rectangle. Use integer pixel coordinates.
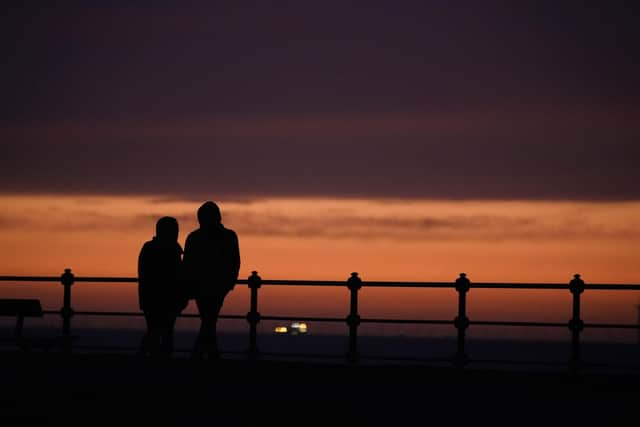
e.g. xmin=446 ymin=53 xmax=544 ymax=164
xmin=2 ymin=197 xmax=639 ymax=243
xmin=0 ymin=208 xmax=193 ymax=233
xmin=226 ymin=210 xmax=640 ymax=242
xmin=2 ymin=107 xmax=639 ymax=201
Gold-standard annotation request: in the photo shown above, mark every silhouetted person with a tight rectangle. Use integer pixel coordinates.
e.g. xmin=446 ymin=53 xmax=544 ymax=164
xmin=138 ymin=216 xmax=184 ymax=358
xmin=183 ymin=201 xmax=240 ymax=360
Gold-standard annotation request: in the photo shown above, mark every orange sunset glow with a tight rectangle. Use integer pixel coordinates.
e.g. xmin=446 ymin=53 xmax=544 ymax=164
xmin=2 ymin=195 xmax=639 ymax=282
xmin=2 ymin=195 xmax=638 ymax=331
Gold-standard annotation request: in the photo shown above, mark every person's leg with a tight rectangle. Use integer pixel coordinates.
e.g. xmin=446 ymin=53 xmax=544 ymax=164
xmin=160 ymin=312 xmax=177 ymax=357
xmin=207 ymin=296 xmax=225 ymax=359
xmin=192 ymin=298 xmax=210 ymax=359
xmin=193 ymin=296 xmax=224 ymax=359
xmin=143 ymin=309 xmax=162 ymax=357
xmin=138 ymin=311 xmax=153 ymax=356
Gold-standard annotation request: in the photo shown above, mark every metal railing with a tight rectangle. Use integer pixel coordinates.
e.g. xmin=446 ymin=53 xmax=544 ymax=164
xmin=1 ymin=269 xmax=639 ymax=373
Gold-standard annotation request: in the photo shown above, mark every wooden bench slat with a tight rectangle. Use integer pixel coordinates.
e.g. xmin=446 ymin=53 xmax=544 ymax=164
xmin=0 ymin=299 xmax=44 ymax=317
xmin=0 ymin=298 xmax=77 ymax=352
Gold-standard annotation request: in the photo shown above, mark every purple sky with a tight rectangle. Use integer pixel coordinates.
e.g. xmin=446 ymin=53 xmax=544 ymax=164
xmin=2 ymin=1 xmax=639 ymax=200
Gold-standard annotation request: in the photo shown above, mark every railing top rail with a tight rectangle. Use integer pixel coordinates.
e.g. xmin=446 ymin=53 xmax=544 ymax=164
xmin=0 ymin=276 xmax=62 ymax=282
xmin=1 ymin=274 xmax=640 ymax=290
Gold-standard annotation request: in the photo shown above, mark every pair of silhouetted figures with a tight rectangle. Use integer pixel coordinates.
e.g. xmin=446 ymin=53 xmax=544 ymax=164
xmin=137 ymin=201 xmax=240 ymax=360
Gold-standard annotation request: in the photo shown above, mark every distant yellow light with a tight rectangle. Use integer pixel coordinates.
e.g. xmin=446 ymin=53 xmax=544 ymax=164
xmin=274 ymin=326 xmax=288 ymax=334
xmin=290 ymin=322 xmax=308 ymax=333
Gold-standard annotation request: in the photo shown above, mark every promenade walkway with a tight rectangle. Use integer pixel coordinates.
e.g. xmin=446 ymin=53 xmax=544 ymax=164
xmin=1 ymin=350 xmax=637 ymax=426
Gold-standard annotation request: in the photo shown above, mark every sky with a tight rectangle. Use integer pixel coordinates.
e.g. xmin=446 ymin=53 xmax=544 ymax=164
xmin=1 ymin=2 xmax=639 ymax=328
xmin=2 ymin=1 xmax=639 ymax=200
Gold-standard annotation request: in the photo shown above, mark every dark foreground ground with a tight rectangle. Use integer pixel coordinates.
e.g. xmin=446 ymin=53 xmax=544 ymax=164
xmin=1 ymin=351 xmax=638 ymax=426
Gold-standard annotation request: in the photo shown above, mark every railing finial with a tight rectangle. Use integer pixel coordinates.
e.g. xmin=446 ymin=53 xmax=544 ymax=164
xmin=569 ymin=273 xmax=585 ymax=295
xmin=61 ymin=268 xmax=75 ymax=287
xmin=347 ymin=272 xmax=362 ymax=291
xmin=248 ymin=270 xmax=262 ymax=290
xmin=455 ymin=272 xmax=471 ymax=293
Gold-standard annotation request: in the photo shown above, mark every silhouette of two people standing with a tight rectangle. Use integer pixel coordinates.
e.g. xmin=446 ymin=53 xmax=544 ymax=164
xmin=137 ymin=201 xmax=240 ymax=360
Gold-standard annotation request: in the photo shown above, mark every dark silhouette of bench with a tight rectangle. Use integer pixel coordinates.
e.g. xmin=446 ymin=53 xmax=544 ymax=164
xmin=0 ymin=298 xmax=68 ymax=352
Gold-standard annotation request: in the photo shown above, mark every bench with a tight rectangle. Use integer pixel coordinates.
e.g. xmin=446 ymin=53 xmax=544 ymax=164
xmin=0 ymin=298 xmax=68 ymax=352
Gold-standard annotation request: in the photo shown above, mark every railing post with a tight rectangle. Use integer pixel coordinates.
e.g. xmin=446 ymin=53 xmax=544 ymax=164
xmin=346 ymin=272 xmax=362 ymax=364
xmin=454 ymin=272 xmax=471 ymax=369
xmin=568 ymin=273 xmax=585 ymax=374
xmin=60 ymin=268 xmax=75 ymax=354
xmin=246 ymin=271 xmax=262 ymax=361
xmin=637 ymin=304 xmax=640 ymax=345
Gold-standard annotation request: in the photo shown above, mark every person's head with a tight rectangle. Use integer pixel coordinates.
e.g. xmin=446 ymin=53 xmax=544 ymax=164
xmin=197 ymin=201 xmax=222 ymax=229
xmin=155 ymin=216 xmax=179 ymax=243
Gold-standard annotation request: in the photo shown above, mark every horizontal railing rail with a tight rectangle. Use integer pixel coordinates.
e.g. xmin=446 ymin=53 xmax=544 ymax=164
xmin=1 ymin=270 xmax=639 ymax=373
xmin=4 ymin=274 xmax=640 ymax=290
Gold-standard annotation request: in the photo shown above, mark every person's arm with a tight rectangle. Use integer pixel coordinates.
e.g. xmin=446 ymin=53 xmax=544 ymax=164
xmin=181 ymin=233 xmax=195 ymax=297
xmin=182 ymin=233 xmax=192 ymax=265
xmin=182 ymin=233 xmax=194 ymax=280
xmin=137 ymin=243 xmax=149 ymax=310
xmin=229 ymin=231 xmax=240 ymax=290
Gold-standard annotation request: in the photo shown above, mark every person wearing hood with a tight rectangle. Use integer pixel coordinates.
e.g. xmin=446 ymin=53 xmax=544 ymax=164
xmin=183 ymin=201 xmax=240 ymax=360
xmin=137 ymin=216 xmax=185 ymax=358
